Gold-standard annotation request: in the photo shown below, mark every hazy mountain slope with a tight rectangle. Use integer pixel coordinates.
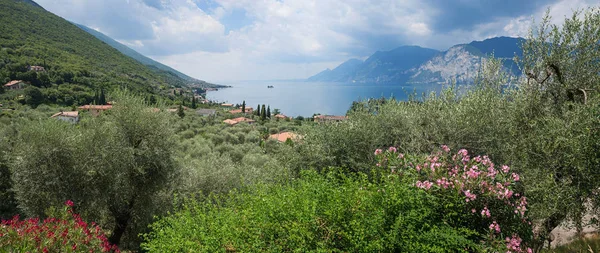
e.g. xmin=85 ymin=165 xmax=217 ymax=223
xmin=308 ymin=37 xmax=524 ymax=84
xmin=0 ymin=0 xmax=195 ymax=101
xmin=410 ymin=37 xmax=524 ymax=84
xmin=308 ymin=46 xmax=439 ymax=83
xmin=353 ymin=46 xmax=439 ymax=83
xmin=307 ymin=58 xmax=363 ymax=82
xmin=409 ymin=44 xmax=485 ymax=84
xmin=74 ymin=23 xmax=195 ymax=82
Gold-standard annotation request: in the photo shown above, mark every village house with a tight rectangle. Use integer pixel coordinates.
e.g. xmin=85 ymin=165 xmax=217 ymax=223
xmin=78 ymin=105 xmax=112 ymax=116
xmin=28 ymin=65 xmax=46 ymax=72
xmin=223 ymin=117 xmax=256 ymax=126
xmin=166 ymin=106 xmax=189 ymax=113
xmin=50 ymin=111 xmax=79 ymax=124
xmin=229 ymin=107 xmax=253 ymax=114
xmin=274 ymin=114 xmax=291 ymax=120
xmin=221 ymin=103 xmax=234 ymax=107
xmin=269 ymin=132 xmax=301 ymax=143
xmin=313 ymin=115 xmax=348 ymax=123
xmin=3 ymin=80 xmax=25 ymax=90
xmin=196 ymin=109 xmax=217 ymax=117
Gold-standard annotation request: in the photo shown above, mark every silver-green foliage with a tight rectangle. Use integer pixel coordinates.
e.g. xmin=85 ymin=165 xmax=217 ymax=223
xmin=10 ymin=91 xmax=178 ymax=247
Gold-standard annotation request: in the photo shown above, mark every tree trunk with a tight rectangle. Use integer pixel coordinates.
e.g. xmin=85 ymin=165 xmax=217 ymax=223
xmin=108 ymin=210 xmax=132 ymax=247
xmin=532 ymin=212 xmax=566 ymax=252
xmin=108 ymin=197 xmax=136 ymax=248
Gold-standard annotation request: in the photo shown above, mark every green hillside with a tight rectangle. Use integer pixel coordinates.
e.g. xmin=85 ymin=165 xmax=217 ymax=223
xmin=0 ymin=0 xmax=191 ymax=106
xmin=74 ymin=23 xmax=224 ymax=89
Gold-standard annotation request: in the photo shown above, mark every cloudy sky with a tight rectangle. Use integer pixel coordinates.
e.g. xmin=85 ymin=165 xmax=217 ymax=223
xmin=34 ymin=0 xmax=596 ymax=83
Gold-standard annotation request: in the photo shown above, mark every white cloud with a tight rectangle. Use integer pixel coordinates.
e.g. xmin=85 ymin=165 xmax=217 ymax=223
xmin=34 ymin=0 xmax=597 ymax=82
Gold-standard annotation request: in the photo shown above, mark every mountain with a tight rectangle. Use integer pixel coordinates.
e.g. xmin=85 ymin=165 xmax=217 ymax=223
xmin=74 ymin=23 xmax=213 ymax=86
xmin=410 ymin=37 xmax=524 ymax=84
xmin=308 ymin=37 xmax=524 ymax=84
xmin=353 ymin=46 xmax=439 ymax=83
xmin=308 ymin=46 xmax=439 ymax=83
xmin=0 ymin=0 xmax=221 ymax=106
xmin=307 ymin=58 xmax=363 ymax=82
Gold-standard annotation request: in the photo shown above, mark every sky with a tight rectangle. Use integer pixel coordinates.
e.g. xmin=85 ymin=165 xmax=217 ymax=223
xmin=34 ymin=0 xmax=597 ymax=83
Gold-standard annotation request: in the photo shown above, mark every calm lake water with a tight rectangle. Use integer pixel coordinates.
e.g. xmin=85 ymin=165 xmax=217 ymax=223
xmin=206 ymin=81 xmax=442 ymax=117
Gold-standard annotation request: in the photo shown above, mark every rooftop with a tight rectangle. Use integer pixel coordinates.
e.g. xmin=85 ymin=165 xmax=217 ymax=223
xmin=269 ymin=132 xmax=301 ymax=142
xmin=314 ymin=115 xmax=348 ymax=120
xmin=78 ymin=105 xmax=113 ymax=110
xmin=4 ymin=80 xmax=24 ymax=87
xmin=51 ymin=111 xmax=79 ymax=118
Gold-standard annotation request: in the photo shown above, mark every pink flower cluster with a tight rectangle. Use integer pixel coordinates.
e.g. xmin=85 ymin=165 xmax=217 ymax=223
xmin=415 ymin=180 xmax=433 ymax=190
xmin=0 ymin=201 xmax=119 ymax=253
xmin=375 ymin=145 xmax=532 ymax=252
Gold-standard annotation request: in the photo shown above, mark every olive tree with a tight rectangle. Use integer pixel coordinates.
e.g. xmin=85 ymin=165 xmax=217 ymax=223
xmin=11 ymin=91 xmax=178 ymax=248
xmin=512 ymin=7 xmax=600 ymax=249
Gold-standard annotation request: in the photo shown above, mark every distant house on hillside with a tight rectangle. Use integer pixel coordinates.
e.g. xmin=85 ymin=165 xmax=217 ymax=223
xmin=223 ymin=119 xmax=238 ymax=125
xmin=221 ymin=103 xmax=234 ymax=107
xmin=196 ymin=109 xmax=216 ymax=117
xmin=269 ymin=132 xmax=301 ymax=143
xmin=51 ymin=111 xmax=79 ymax=123
xmin=314 ymin=115 xmax=348 ymax=123
xmin=3 ymin=80 xmax=25 ymax=90
xmin=229 ymin=107 xmax=253 ymax=114
xmin=274 ymin=114 xmax=291 ymax=120
xmin=28 ymin=65 xmax=46 ymax=72
xmin=166 ymin=106 xmax=189 ymax=113
xmin=78 ymin=105 xmax=112 ymax=116
xmin=223 ymin=117 xmax=255 ymax=126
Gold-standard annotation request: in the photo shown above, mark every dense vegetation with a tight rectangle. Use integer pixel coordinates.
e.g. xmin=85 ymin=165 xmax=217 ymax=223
xmin=0 ymin=5 xmax=599 ymax=253
xmin=0 ymin=0 xmax=198 ymax=108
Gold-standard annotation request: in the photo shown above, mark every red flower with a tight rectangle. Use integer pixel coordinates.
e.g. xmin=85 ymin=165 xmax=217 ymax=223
xmin=65 ymin=200 xmax=74 ymax=207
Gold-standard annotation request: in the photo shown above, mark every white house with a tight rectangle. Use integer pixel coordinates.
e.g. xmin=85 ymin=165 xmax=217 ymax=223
xmin=51 ymin=111 xmax=79 ymax=123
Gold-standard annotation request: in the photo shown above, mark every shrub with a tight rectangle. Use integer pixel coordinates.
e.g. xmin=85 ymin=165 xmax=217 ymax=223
xmin=376 ymin=146 xmax=533 ymax=252
xmin=0 ymin=201 xmax=119 ymax=252
xmin=142 ymin=169 xmax=481 ymax=252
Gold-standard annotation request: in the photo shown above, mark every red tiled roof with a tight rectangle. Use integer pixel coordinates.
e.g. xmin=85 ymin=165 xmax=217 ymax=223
xmin=314 ymin=115 xmax=347 ymax=120
xmin=78 ymin=105 xmax=113 ymax=110
xmin=4 ymin=80 xmax=24 ymax=87
xmin=269 ymin=132 xmax=301 ymax=142
xmin=275 ymin=114 xmax=289 ymax=119
xmin=223 ymin=119 xmax=238 ymax=125
xmin=231 ymin=117 xmax=255 ymax=123
xmin=229 ymin=108 xmax=254 ymax=114
xmin=51 ymin=111 xmax=79 ymax=118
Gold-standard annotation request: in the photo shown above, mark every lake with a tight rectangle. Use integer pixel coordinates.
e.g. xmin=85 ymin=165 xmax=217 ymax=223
xmin=206 ymin=81 xmax=443 ymax=117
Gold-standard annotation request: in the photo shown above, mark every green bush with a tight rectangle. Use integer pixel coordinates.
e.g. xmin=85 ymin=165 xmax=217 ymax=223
xmin=142 ymin=170 xmax=482 ymax=252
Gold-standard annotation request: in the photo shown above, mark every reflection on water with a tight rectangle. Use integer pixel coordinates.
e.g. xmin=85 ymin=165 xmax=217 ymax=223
xmin=206 ymin=81 xmax=442 ymax=117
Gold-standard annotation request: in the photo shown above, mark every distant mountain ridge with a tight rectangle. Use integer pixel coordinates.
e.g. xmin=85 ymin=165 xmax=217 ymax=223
xmin=308 ymin=37 xmax=525 ymax=84
xmin=74 ymin=23 xmax=225 ymax=88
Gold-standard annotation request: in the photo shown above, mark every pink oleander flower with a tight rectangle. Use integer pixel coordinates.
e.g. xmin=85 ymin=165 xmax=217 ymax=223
xmin=388 ymin=146 xmax=397 ymax=153
xmin=512 ymin=173 xmax=520 ymax=182
xmin=64 ymin=200 xmax=74 ymax=207
xmin=374 ymin=149 xmax=383 ymax=155
xmin=487 ymin=167 xmax=497 ymax=178
xmin=398 ymin=153 xmax=404 ymax=159
xmin=464 ymin=190 xmax=476 ymax=202
xmin=415 ymin=180 xmax=433 ymax=190
xmin=441 ymin=145 xmax=450 ymax=153
xmin=489 ymin=221 xmax=501 ymax=233
xmin=481 ymin=206 xmax=491 ymax=218
xmin=502 ymin=165 xmax=510 ymax=173
xmin=505 ymin=235 xmax=522 ymax=251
